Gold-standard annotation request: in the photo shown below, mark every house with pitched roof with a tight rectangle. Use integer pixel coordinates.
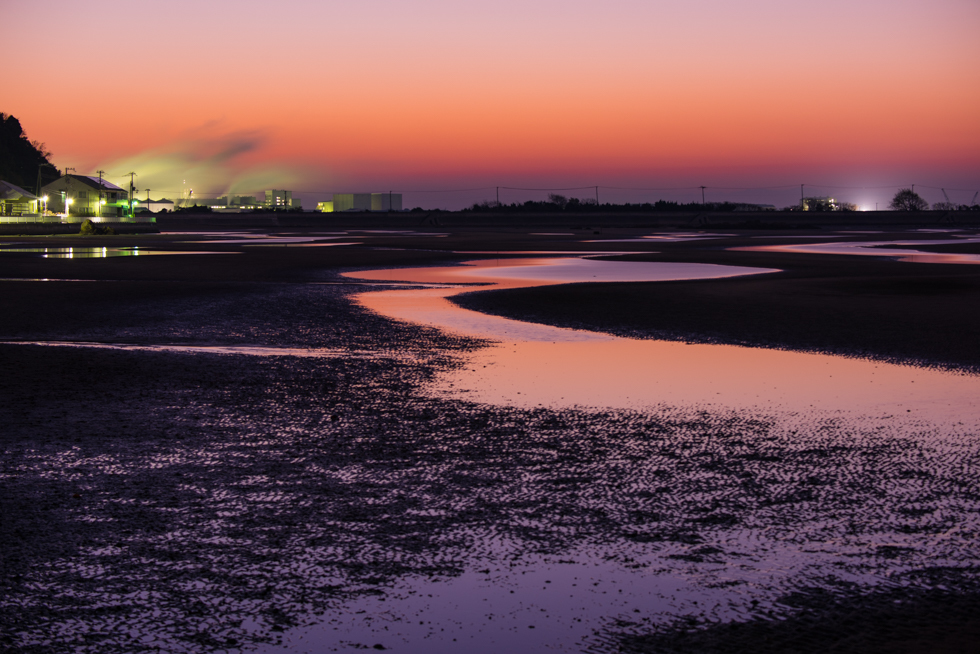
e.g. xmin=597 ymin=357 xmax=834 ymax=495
xmin=0 ymin=180 xmax=40 ymax=217
xmin=41 ymin=174 xmax=131 ymax=217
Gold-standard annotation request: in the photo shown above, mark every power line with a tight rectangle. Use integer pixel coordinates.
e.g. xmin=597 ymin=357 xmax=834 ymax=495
xmin=131 ymin=182 xmax=980 ymax=202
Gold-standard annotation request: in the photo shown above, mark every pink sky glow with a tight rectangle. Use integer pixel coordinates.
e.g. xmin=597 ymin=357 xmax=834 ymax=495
xmin=3 ymin=0 xmax=978 ymax=209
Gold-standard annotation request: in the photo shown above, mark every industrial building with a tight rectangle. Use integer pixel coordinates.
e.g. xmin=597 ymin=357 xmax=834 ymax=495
xmin=265 ymin=190 xmax=301 ymax=210
xmin=178 ymin=192 xmax=300 ymax=212
xmin=323 ymin=193 xmax=402 ymax=212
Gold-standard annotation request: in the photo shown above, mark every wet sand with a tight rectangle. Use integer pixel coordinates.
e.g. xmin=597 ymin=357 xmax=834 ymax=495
xmin=1 ymin=225 xmax=979 ymax=653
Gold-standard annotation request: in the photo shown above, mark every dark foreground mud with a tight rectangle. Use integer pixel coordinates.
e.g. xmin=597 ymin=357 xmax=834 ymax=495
xmin=617 ymin=585 xmax=980 ymax=653
xmin=1 ymin=229 xmax=979 ymax=653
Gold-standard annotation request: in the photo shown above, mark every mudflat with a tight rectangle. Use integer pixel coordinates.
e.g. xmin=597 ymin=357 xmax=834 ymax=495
xmin=1 ymin=224 xmax=978 ymax=653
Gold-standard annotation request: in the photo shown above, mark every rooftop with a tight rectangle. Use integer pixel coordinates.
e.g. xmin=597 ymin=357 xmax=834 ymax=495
xmin=0 ymin=180 xmax=38 ymax=201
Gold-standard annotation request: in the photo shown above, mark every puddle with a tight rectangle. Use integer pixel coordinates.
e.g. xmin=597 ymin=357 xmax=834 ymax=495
xmin=584 ymin=233 xmax=734 ymax=243
xmin=0 ymin=247 xmax=235 ymax=258
xmin=346 ymin=257 xmax=773 ymax=290
xmin=228 ymin=241 xmax=360 ymax=248
xmin=345 ymin=258 xmax=776 ymax=345
xmin=453 ymin=251 xmax=640 ymax=255
xmin=736 ymin=237 xmax=980 ymax=265
xmin=186 ymin=236 xmax=351 ymax=245
xmin=0 ymin=278 xmax=110 ymax=282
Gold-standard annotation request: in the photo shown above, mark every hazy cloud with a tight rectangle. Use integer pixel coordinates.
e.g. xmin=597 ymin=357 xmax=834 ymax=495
xmin=95 ymin=125 xmax=304 ymax=199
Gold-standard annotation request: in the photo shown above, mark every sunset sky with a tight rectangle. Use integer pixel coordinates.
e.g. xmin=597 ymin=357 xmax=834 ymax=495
xmin=4 ymin=0 xmax=979 ymax=209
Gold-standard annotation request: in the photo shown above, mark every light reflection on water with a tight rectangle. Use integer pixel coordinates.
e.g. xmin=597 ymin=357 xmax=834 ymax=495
xmin=346 ymin=257 xmax=979 ymax=423
xmin=737 ymin=236 xmax=980 ymax=265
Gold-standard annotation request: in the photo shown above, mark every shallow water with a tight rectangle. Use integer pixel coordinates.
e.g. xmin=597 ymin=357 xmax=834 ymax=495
xmin=737 ymin=236 xmax=980 ymax=265
xmin=0 ymin=246 xmax=234 ymax=258
xmin=584 ymin=232 xmax=734 ymax=243
xmin=346 ymin=257 xmax=979 ymax=423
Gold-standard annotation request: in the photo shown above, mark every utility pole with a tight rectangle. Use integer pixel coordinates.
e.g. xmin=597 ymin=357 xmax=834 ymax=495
xmin=800 ymin=184 xmax=805 ymax=211
xmin=35 ymin=163 xmax=53 ymax=197
xmin=595 ymin=186 xmax=599 ymax=205
xmin=65 ymin=167 xmax=76 ymax=216
xmin=496 ymin=186 xmax=499 ymax=206
xmin=127 ymin=172 xmax=137 ymax=218
xmin=96 ymin=170 xmax=106 ymax=217
xmin=700 ymin=186 xmax=706 ymax=206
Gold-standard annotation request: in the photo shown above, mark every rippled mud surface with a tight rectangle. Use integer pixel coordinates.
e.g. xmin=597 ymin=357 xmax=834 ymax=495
xmin=2 ymin=271 xmax=980 ymax=653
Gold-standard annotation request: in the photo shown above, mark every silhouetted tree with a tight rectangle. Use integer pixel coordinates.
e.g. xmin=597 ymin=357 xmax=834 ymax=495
xmin=0 ymin=113 xmax=59 ymax=191
xmin=890 ymin=188 xmax=927 ymax=211
xmin=548 ymin=193 xmax=568 ymax=209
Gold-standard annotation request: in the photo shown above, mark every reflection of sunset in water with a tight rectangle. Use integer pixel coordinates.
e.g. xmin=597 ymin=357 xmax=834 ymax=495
xmin=347 ymin=257 xmax=980 ymax=425
xmin=736 ymin=236 xmax=980 ymax=265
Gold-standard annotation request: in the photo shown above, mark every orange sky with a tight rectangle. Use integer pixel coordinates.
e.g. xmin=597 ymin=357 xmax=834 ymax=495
xmin=3 ymin=0 xmax=978 ymax=208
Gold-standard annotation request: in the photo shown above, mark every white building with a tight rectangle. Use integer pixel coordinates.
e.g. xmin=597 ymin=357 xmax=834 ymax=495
xmin=41 ymin=174 xmax=129 ymax=217
xmin=0 ymin=180 xmax=39 ymax=217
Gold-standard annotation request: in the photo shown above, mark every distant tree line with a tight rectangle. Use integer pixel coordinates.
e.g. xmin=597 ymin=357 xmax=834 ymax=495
xmin=890 ymin=188 xmax=978 ymax=212
xmin=0 ymin=113 xmax=60 ymax=192
xmin=465 ymin=190 xmax=977 ymax=213
xmin=466 ymin=194 xmax=774 ymax=213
